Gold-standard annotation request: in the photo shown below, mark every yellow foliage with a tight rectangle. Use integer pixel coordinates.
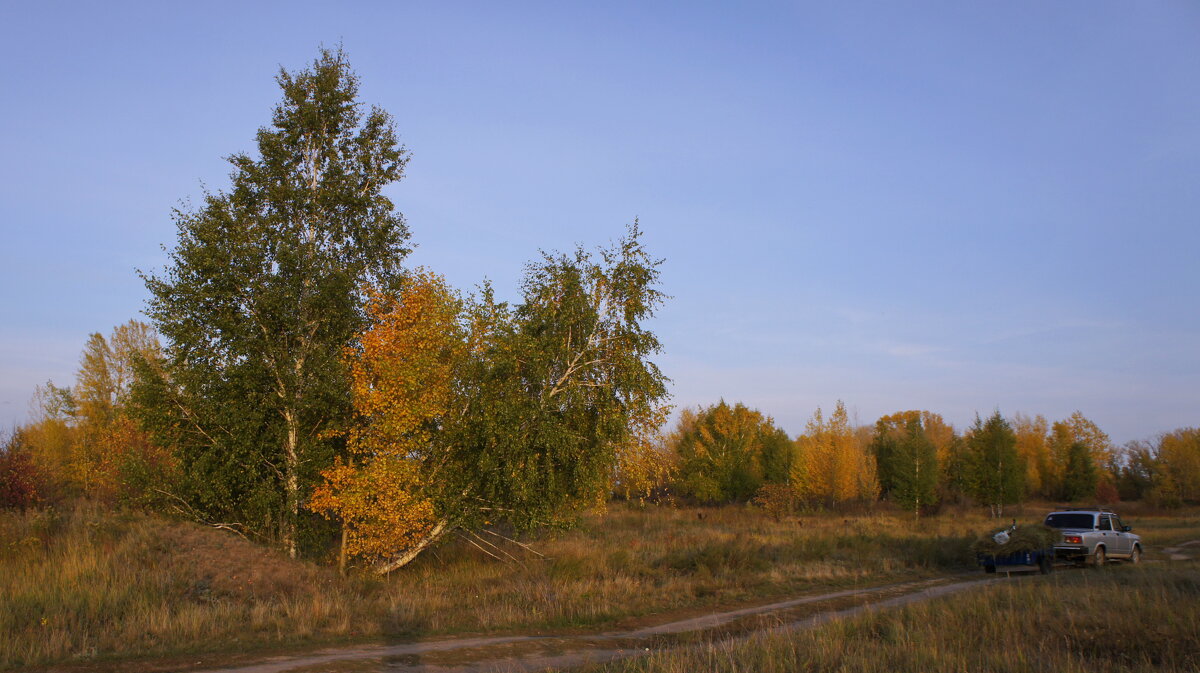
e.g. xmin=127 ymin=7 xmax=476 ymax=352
xmin=792 ymin=401 xmax=877 ymax=507
xmin=1012 ymin=413 xmax=1050 ymax=496
xmin=612 ymin=401 xmax=675 ymax=502
xmin=309 ymin=270 xmax=462 ymax=566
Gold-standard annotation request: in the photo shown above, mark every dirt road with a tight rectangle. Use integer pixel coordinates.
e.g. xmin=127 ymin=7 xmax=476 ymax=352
xmin=187 ymin=576 xmax=991 ymax=673
xmin=183 ymin=540 xmax=1198 ymax=673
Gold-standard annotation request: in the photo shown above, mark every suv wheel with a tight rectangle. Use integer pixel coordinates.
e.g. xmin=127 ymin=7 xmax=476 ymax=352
xmin=1092 ymin=545 xmax=1107 ymax=568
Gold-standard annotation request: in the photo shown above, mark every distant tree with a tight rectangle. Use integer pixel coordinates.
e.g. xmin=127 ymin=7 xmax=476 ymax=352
xmin=21 ymin=381 xmax=77 ymax=497
xmin=1115 ymin=441 xmax=1158 ymax=501
xmin=1156 ymin=428 xmax=1200 ymax=505
xmin=759 ymin=426 xmax=795 ymax=485
xmin=1064 ymin=411 xmax=1114 ymax=466
xmin=965 ymin=411 xmax=1023 ymax=517
xmin=72 ymin=321 xmax=169 ymax=503
xmin=793 ymin=401 xmax=878 ymax=507
xmin=1046 ymin=412 xmax=1112 ymax=500
xmin=872 ymin=410 xmax=954 ymax=500
xmin=136 ymin=48 xmax=411 ymax=556
xmin=14 ymin=323 xmax=170 ymax=505
xmin=1061 ymin=441 xmax=1098 ymax=503
xmin=0 ymin=431 xmax=41 ymax=510
xmin=611 ymin=402 xmax=676 ymax=503
xmin=888 ymin=417 xmax=939 ymax=518
xmin=1012 ymin=413 xmax=1051 ymax=498
xmin=673 ymin=401 xmax=787 ymax=503
xmin=938 ymin=433 xmax=972 ymax=505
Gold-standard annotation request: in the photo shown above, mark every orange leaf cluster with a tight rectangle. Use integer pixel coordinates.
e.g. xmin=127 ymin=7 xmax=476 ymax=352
xmin=311 ymin=270 xmax=464 ymax=565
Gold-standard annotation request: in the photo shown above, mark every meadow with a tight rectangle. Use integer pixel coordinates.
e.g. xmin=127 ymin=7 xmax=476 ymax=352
xmin=1 ymin=501 xmax=1196 ymax=670
xmin=590 ymin=561 xmax=1200 ymax=673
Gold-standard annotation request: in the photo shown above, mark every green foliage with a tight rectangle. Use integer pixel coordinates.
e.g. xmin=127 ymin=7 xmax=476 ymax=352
xmin=759 ymin=427 xmax=795 ymax=484
xmin=890 ymin=418 xmax=939 ymax=517
xmin=134 ymin=47 xmax=411 ymax=555
xmin=871 ymin=412 xmax=939 ymax=516
xmin=1061 ymin=441 xmax=1098 ymax=502
xmin=317 ymin=223 xmax=670 ymax=573
xmin=965 ymin=411 xmax=1023 ymax=517
xmin=434 ymin=223 xmax=669 ymax=533
xmin=672 ymin=401 xmax=792 ymax=504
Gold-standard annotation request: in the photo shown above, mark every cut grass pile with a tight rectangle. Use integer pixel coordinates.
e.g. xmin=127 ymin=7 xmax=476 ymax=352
xmin=592 ymin=562 xmax=1200 ymax=673
xmin=971 ymin=524 xmax=1059 ymax=555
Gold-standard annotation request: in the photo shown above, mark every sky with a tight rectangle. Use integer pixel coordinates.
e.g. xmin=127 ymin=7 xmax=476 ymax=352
xmin=2 ymin=1 xmax=1198 ymax=445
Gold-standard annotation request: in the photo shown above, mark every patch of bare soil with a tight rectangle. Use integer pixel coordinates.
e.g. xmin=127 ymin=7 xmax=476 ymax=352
xmin=158 ymin=524 xmax=340 ymax=602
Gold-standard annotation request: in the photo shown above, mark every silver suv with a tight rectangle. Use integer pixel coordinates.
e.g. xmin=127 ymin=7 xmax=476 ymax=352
xmin=1043 ymin=509 xmax=1142 ymax=566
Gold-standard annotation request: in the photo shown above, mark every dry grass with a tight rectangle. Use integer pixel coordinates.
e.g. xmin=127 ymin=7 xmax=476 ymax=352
xmin=594 ymin=562 xmax=1200 ymax=673
xmin=0 ymin=504 xmax=365 ymax=669
xmin=1 ymin=501 xmax=1196 ymax=669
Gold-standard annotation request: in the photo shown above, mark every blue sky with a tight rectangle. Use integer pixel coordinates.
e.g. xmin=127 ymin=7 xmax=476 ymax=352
xmin=2 ymin=2 xmax=1197 ymax=444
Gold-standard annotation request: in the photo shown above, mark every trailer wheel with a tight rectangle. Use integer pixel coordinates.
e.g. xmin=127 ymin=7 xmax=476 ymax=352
xmin=1039 ymin=555 xmax=1053 ymax=574
xmin=984 ymin=565 xmax=996 ymax=574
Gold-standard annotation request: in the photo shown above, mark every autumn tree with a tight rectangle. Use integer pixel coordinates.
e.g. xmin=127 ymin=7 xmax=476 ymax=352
xmin=611 ymin=403 xmax=676 ymax=503
xmin=672 ymin=401 xmax=790 ymax=503
xmin=14 ymin=322 xmax=168 ymax=505
xmin=965 ymin=411 xmax=1023 ymax=517
xmin=1045 ymin=412 xmax=1112 ymax=501
xmin=136 ymin=48 xmax=410 ymax=556
xmin=21 ymin=382 xmax=77 ymax=498
xmin=71 ymin=321 xmax=169 ymax=502
xmin=1012 ymin=412 xmax=1051 ymax=498
xmin=311 ymin=224 xmax=668 ymax=573
xmin=0 ymin=431 xmax=42 ymax=509
xmin=1156 ymin=428 xmax=1200 ymax=505
xmin=792 ymin=401 xmax=878 ymax=508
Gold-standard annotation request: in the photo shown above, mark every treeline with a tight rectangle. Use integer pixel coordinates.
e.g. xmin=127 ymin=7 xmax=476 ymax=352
xmin=2 ymin=321 xmax=174 ymax=510
xmin=627 ymin=400 xmax=1200 ymax=516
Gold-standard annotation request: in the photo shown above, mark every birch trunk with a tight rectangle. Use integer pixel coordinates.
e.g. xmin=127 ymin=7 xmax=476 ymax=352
xmin=373 ymin=520 xmax=449 ymax=575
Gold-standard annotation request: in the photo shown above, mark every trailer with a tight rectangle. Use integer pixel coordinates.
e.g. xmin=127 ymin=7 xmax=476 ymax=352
xmin=977 ymin=547 xmax=1055 ymax=575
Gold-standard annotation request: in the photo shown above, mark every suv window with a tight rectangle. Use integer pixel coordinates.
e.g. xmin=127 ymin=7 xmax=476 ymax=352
xmin=1045 ymin=513 xmax=1095 ymax=529
xmin=1099 ymin=516 xmax=1113 ymax=531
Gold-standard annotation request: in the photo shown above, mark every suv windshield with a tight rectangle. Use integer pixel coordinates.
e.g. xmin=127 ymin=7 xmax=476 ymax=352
xmin=1045 ymin=513 xmax=1095 ymax=529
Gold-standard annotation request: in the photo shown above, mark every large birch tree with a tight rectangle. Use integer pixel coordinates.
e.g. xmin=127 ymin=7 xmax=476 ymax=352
xmin=138 ymin=48 xmax=410 ymax=556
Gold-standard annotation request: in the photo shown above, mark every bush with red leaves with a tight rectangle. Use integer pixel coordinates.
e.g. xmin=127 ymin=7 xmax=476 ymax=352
xmin=0 ymin=432 xmax=40 ymax=509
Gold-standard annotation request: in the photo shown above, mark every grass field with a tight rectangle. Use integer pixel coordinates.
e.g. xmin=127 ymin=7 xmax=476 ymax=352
xmin=1 ymin=501 xmax=1196 ymax=670
xmin=590 ymin=562 xmax=1200 ymax=673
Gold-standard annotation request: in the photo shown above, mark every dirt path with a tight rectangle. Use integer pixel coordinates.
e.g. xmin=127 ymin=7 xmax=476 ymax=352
xmin=186 ymin=576 xmax=990 ymax=673
xmin=181 ymin=539 xmax=1200 ymax=673
xmin=1161 ymin=539 xmax=1200 ymax=562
